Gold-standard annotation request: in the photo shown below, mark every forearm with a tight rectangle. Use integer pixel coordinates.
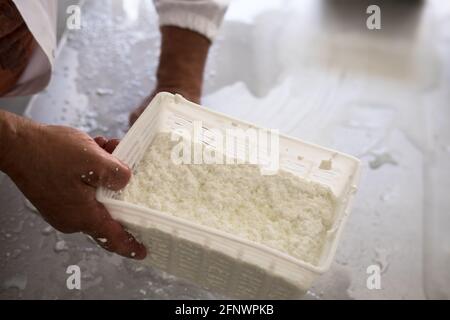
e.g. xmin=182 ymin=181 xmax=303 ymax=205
xmin=155 ymin=26 xmax=211 ymax=102
xmin=129 ymin=24 xmax=215 ymax=124
xmin=0 ymin=110 xmax=37 ymax=174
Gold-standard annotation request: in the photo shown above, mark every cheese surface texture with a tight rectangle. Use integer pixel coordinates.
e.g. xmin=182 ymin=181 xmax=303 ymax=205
xmin=121 ymin=133 xmax=336 ymax=265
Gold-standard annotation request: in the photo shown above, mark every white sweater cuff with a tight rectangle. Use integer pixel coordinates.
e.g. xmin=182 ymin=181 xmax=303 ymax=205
xmin=158 ymin=10 xmax=219 ymax=40
xmin=154 ymin=1 xmax=229 ymax=41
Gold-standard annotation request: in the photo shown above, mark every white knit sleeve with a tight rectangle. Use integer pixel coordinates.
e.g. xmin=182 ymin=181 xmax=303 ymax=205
xmin=153 ymin=0 xmax=229 ymax=40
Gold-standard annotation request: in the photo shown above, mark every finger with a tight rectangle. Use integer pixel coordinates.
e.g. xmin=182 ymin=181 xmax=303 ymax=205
xmin=94 ymin=137 xmax=120 ymax=154
xmin=103 ymin=139 xmax=120 ymax=154
xmin=85 ymin=207 xmax=147 ymax=259
xmin=94 ymin=136 xmax=108 ymax=148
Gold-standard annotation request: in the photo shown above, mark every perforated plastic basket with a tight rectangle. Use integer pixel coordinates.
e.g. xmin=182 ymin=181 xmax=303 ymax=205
xmin=96 ymin=92 xmax=361 ymax=299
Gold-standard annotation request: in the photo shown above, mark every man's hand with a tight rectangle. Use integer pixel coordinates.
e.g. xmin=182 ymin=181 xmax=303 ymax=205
xmin=129 ymin=26 xmax=211 ymax=125
xmin=0 ymin=111 xmax=146 ymax=259
xmin=0 ymin=0 xmax=35 ymax=95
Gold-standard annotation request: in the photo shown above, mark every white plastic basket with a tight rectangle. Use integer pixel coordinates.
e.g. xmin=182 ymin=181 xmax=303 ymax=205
xmin=96 ymin=92 xmax=361 ymax=299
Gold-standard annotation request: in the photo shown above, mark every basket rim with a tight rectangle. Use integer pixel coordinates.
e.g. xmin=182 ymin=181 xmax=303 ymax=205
xmin=96 ymin=92 xmax=361 ymax=275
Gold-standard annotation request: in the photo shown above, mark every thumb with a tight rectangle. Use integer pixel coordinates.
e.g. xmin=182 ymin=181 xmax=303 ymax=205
xmin=98 ymin=152 xmax=132 ymax=191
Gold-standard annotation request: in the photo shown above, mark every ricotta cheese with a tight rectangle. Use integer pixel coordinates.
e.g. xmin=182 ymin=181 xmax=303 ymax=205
xmin=120 ymin=133 xmax=336 ymax=265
